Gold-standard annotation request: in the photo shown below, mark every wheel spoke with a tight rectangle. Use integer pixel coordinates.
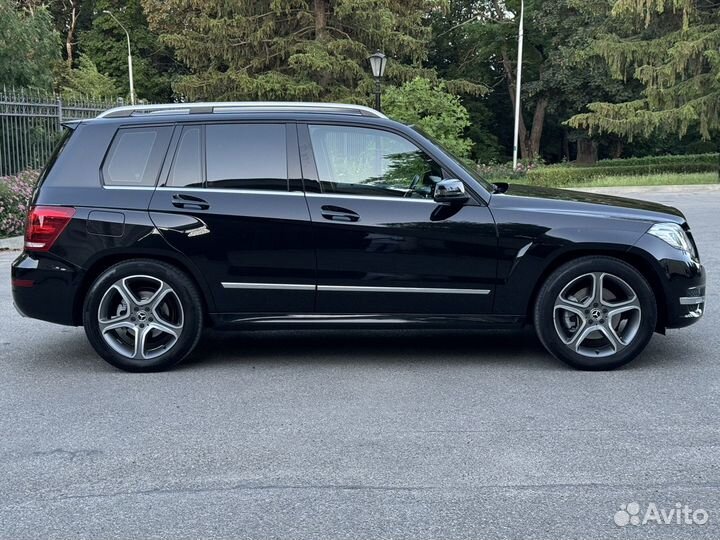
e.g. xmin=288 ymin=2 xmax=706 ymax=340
xmin=554 ymin=299 xmax=587 ymax=316
xmin=117 ymin=278 xmax=143 ymax=306
xmin=139 ymin=280 xmax=172 ymax=309
xmin=132 ymin=326 xmax=152 ymax=359
xmin=148 ymin=320 xmax=180 ymax=339
xmin=573 ymin=325 xmax=597 ymax=352
xmin=592 ymin=273 xmax=604 ymax=305
xmin=99 ymin=318 xmax=134 ymax=335
xmin=608 ymin=298 xmax=641 ymax=320
xmin=558 ymin=273 xmax=596 ymax=308
xmin=596 ymin=324 xmax=625 ymax=353
xmin=606 ymin=294 xmax=640 ymax=310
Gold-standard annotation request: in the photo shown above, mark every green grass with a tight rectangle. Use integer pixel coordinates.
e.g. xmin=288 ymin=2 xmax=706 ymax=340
xmin=515 ymin=172 xmax=719 ymax=189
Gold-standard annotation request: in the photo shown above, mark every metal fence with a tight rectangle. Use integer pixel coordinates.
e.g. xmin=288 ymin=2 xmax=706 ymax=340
xmin=0 ymin=87 xmax=122 ymax=176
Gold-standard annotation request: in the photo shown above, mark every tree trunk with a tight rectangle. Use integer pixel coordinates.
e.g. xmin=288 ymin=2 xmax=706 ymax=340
xmin=528 ymin=96 xmax=548 ymax=159
xmin=65 ymin=0 xmax=79 ymax=68
xmin=314 ymin=0 xmax=329 ymax=91
xmin=562 ymin=130 xmax=570 ymax=162
xmin=576 ymin=138 xmax=598 ymax=165
xmin=314 ymin=0 xmax=327 ymax=40
xmin=609 ymin=139 xmax=623 ymax=159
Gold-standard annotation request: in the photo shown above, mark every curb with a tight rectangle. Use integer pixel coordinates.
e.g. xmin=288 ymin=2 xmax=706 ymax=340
xmin=0 ymin=235 xmax=23 ymax=251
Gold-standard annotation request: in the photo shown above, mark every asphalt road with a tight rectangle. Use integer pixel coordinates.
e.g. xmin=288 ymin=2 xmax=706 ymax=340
xmin=0 ymin=187 xmax=718 ymax=540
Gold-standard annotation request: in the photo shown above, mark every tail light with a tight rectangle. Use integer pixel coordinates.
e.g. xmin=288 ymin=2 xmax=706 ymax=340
xmin=24 ymin=206 xmax=76 ymax=252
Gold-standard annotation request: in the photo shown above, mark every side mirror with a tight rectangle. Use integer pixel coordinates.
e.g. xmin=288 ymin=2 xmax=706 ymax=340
xmin=433 ymin=179 xmax=469 ymax=204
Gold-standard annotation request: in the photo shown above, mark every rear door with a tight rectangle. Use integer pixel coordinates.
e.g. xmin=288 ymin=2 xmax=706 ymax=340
xmin=149 ymin=121 xmax=315 ymax=314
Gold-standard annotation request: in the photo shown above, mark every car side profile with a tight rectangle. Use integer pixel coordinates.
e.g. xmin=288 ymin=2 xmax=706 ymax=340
xmin=11 ymin=102 xmax=706 ymax=372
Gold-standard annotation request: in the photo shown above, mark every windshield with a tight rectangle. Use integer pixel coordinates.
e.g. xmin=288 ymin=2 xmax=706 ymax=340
xmin=410 ymin=126 xmax=495 ymax=192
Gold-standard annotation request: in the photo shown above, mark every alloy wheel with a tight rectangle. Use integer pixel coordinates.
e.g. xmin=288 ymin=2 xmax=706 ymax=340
xmin=97 ymin=275 xmax=184 ymax=360
xmin=553 ymin=272 xmax=642 ymax=358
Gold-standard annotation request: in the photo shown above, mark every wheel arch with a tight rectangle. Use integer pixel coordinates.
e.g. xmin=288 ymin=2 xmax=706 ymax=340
xmin=526 ymin=248 xmax=668 ymax=333
xmin=73 ymin=251 xmax=215 ymax=326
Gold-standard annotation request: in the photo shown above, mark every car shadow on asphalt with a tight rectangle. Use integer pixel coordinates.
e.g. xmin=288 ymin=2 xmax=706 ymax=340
xmin=23 ymin=325 xmax=696 ymax=373
xmin=179 ymin=327 xmax=564 ymax=371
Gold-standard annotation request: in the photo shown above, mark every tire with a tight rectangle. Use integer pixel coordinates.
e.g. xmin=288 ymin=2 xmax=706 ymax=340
xmin=534 ymin=256 xmax=657 ymax=370
xmin=83 ymin=259 xmax=203 ymax=372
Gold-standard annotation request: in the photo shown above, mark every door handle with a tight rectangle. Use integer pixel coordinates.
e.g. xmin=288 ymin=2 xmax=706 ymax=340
xmin=320 ymin=205 xmax=359 ymax=222
xmin=171 ymin=193 xmax=210 ymax=210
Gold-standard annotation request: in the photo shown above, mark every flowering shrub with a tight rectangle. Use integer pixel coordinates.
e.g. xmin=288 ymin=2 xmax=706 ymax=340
xmin=476 ymin=159 xmax=543 ymax=182
xmin=0 ymin=170 xmax=39 ymax=238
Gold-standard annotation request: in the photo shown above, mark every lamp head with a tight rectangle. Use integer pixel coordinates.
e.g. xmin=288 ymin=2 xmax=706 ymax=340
xmin=368 ymin=50 xmax=387 ymax=78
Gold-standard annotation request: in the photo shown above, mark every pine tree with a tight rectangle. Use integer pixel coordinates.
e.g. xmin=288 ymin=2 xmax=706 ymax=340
xmin=568 ymin=0 xmax=720 ymax=141
xmin=140 ymin=0 xmax=484 ymax=103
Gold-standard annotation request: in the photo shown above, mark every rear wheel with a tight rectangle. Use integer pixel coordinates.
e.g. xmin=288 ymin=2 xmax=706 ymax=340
xmin=534 ymin=256 xmax=657 ymax=370
xmin=83 ymin=260 xmax=203 ymax=372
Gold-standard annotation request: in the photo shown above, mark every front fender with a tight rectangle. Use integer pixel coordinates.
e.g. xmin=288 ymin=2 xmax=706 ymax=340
xmin=492 ymin=218 xmax=651 ymax=317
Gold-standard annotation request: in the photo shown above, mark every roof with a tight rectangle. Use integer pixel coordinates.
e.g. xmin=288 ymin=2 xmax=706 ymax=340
xmin=97 ymin=101 xmax=387 ymax=120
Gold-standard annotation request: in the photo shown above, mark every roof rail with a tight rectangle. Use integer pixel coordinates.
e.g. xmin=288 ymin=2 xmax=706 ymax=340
xmin=97 ymin=101 xmax=388 ymax=119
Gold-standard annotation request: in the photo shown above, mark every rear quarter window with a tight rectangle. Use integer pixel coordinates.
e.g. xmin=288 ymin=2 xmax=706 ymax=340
xmin=102 ymin=126 xmax=173 ymax=187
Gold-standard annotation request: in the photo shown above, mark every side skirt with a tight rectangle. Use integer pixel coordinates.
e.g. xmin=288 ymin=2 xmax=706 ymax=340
xmin=209 ymin=313 xmax=526 ymax=331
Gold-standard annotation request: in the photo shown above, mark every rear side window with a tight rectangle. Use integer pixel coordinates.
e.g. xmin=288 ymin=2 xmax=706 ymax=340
xmin=205 ymin=123 xmax=287 ymax=190
xmin=102 ymin=126 xmax=172 ymax=187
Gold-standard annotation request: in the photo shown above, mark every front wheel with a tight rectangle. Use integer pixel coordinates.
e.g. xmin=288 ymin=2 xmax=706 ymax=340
xmin=83 ymin=260 xmax=203 ymax=372
xmin=534 ymin=256 xmax=657 ymax=370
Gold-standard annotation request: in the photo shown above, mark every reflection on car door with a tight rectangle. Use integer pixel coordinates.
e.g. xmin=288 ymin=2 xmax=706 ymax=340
xmin=149 ymin=122 xmax=316 ymax=314
xmin=299 ymin=123 xmax=497 ymax=315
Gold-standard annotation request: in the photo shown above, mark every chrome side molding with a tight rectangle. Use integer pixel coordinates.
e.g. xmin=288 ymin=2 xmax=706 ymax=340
xmin=221 ymin=282 xmax=491 ymax=295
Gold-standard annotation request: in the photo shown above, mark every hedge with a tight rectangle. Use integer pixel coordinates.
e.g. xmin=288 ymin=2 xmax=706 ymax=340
xmin=582 ymin=153 xmax=718 ymax=168
xmin=527 ymin=162 xmax=718 ymax=185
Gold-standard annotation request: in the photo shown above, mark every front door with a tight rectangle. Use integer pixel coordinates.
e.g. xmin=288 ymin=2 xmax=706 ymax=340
xmin=149 ymin=121 xmax=315 ymax=314
xmin=299 ymin=123 xmax=497 ymax=315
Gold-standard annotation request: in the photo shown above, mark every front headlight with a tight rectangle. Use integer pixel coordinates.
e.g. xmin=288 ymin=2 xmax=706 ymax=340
xmin=647 ymin=223 xmax=696 ymax=256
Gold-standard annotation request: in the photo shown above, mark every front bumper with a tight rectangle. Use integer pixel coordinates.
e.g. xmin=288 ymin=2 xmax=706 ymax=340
xmin=11 ymin=251 xmax=84 ymax=326
xmin=630 ymin=233 xmax=706 ymax=330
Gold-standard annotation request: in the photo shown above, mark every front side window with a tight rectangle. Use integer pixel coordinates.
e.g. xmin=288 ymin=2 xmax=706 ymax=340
xmin=205 ymin=123 xmax=287 ymax=190
xmin=102 ymin=126 xmax=172 ymax=186
xmin=308 ymin=125 xmax=443 ymax=198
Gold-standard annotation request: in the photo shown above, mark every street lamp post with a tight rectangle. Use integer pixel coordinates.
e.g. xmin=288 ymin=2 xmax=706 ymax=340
xmin=368 ymin=50 xmax=387 ymax=112
xmin=103 ymin=10 xmax=135 ymax=105
xmin=512 ymin=0 xmax=525 ymax=170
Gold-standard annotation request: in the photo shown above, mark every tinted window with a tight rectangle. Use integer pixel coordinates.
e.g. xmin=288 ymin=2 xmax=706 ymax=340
xmin=103 ymin=126 xmax=172 ymax=186
xmin=168 ymin=126 xmax=202 ymax=188
xmin=206 ymin=123 xmax=287 ymax=190
xmin=308 ymin=125 xmax=443 ymax=198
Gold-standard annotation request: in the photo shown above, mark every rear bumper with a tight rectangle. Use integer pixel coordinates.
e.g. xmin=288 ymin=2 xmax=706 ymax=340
xmin=11 ymin=252 xmax=83 ymax=326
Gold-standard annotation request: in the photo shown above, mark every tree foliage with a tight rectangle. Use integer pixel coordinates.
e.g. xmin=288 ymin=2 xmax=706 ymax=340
xmin=140 ymin=0 xmax=485 ymax=103
xmin=60 ymin=53 xmax=119 ymax=98
xmin=568 ymin=0 xmax=720 ymax=140
xmin=3 ymin=0 xmax=715 ymax=164
xmin=0 ymin=0 xmax=60 ymax=89
xmin=383 ymin=77 xmax=473 ymax=156
xmin=81 ymin=0 xmax=176 ymax=102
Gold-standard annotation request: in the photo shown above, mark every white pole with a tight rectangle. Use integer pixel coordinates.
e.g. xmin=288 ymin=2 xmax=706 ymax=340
xmin=127 ymin=43 xmax=135 ymax=105
xmin=104 ymin=11 xmax=135 ymax=105
xmin=512 ymin=0 xmax=524 ymax=170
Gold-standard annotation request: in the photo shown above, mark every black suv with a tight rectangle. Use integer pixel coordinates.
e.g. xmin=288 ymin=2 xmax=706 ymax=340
xmin=11 ymin=102 xmax=706 ymax=372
